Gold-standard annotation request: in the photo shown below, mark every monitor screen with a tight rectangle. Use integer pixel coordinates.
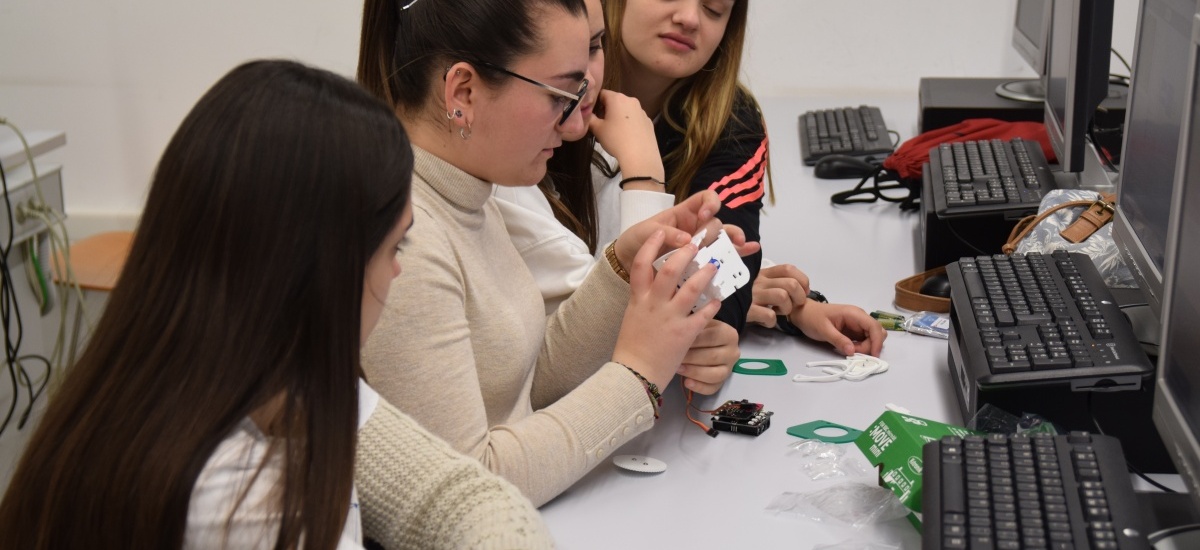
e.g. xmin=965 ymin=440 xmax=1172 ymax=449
xmin=1110 ymin=0 xmax=1195 ymax=320
xmin=1153 ymin=8 xmax=1200 ymax=514
xmin=1013 ymin=0 xmax=1052 ymax=74
xmin=1043 ymin=0 xmax=1115 ymax=172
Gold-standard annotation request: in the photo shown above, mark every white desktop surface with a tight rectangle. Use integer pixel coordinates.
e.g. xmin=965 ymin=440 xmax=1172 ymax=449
xmin=540 ymin=96 xmax=961 ymax=549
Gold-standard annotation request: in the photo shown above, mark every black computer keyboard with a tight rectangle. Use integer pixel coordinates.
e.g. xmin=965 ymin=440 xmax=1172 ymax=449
xmin=922 ymin=432 xmax=1150 ymax=550
xmin=947 ymin=251 xmax=1153 ymax=384
xmin=928 ymin=138 xmax=1058 ymax=218
xmin=798 ymin=105 xmax=894 ymax=165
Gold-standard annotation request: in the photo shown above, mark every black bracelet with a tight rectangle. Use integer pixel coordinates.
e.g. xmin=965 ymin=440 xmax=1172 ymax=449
xmin=618 ymin=176 xmax=665 ymax=189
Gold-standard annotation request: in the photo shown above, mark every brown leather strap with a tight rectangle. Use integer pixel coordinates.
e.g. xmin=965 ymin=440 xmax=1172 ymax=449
xmin=895 ymin=266 xmax=951 ymax=313
xmin=1060 ymin=192 xmax=1117 ymax=243
xmin=1002 ymin=198 xmax=1099 ymax=255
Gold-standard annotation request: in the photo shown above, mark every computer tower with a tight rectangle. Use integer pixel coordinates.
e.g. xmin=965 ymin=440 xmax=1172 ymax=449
xmin=918 ymin=77 xmax=1128 ymax=134
xmin=918 ymin=166 xmax=1031 ymax=269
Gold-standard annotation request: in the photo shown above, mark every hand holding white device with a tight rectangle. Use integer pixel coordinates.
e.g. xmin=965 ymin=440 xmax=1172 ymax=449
xmin=652 ymin=228 xmax=750 ymax=312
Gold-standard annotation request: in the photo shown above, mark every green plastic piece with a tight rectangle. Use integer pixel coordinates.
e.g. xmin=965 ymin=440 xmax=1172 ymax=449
xmin=732 ymin=358 xmax=787 ymax=376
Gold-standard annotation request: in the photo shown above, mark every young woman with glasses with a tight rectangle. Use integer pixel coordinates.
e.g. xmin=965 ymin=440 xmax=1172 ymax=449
xmin=492 ymin=0 xmax=742 ymax=397
xmin=495 ymin=0 xmax=883 ymax=370
xmin=0 ymin=60 xmax=553 ymax=549
xmin=355 ymin=0 xmax=759 ymax=522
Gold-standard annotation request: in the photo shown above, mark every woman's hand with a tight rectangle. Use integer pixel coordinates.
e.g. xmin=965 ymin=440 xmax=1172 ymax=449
xmin=747 ymin=264 xmax=811 ymax=328
xmin=588 ymin=90 xmax=665 ymax=188
xmin=612 ymin=191 xmax=760 ymax=275
xmin=612 ymin=230 xmax=722 ymax=390
xmin=677 ymin=319 xmax=740 ymax=395
xmin=790 ymin=300 xmax=887 ymax=358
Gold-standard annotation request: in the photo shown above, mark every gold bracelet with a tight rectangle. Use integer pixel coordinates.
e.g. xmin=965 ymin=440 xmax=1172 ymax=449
xmin=604 ymin=241 xmax=630 ymax=283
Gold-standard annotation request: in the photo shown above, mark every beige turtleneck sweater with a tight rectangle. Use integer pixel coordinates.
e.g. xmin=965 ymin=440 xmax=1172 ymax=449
xmin=359 ymin=146 xmax=657 ymax=509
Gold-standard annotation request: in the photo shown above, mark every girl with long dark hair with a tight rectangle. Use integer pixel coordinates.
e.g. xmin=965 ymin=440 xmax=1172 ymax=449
xmin=0 ymin=59 xmax=551 ymax=549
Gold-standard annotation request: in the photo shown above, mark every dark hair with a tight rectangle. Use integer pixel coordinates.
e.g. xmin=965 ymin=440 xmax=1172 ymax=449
xmin=543 ymin=137 xmax=607 ymax=253
xmin=358 ymin=0 xmax=586 ymax=116
xmin=0 ymin=59 xmax=413 ymax=549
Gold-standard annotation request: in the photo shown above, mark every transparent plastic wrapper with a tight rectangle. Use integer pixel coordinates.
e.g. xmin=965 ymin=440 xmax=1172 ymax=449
xmin=1014 ymin=189 xmax=1135 ymax=288
xmin=812 ymin=540 xmax=902 ymax=550
xmin=901 ymin=311 xmax=949 ymax=339
xmin=967 ymin=403 xmax=1059 ymax=435
xmin=764 ymin=482 xmax=911 ymax=528
xmin=785 ymin=440 xmax=871 ymax=480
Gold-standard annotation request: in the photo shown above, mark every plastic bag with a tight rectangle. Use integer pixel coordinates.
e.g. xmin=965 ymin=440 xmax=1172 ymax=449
xmin=967 ymin=403 xmax=1059 ymax=435
xmin=812 ymin=541 xmax=902 ymax=550
xmin=764 ymin=482 xmax=912 ymax=528
xmin=786 ymin=440 xmax=871 ymax=480
xmin=901 ymin=311 xmax=949 ymax=339
xmin=1014 ymin=189 xmax=1134 ymax=288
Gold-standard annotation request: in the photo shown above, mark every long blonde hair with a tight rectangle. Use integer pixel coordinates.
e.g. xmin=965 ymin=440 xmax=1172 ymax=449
xmin=603 ymin=0 xmax=773 ymax=204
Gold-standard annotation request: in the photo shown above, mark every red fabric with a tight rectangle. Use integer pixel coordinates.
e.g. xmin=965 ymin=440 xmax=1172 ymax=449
xmin=882 ymin=118 xmax=1057 ymax=181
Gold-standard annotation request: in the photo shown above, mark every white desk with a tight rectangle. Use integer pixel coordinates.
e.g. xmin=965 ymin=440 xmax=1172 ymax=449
xmin=540 ymin=95 xmax=960 ymax=549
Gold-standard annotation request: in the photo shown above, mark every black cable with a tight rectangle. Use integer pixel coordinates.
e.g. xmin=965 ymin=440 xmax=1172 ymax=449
xmin=16 ymin=354 xmax=51 ymax=428
xmin=1086 ymin=392 xmax=1178 ymax=493
xmin=1127 ymin=460 xmax=1179 ymax=493
xmin=1148 ymin=523 xmax=1200 ymax=544
xmin=943 ymin=219 xmax=991 ymax=256
xmin=0 ymin=159 xmax=25 ymax=437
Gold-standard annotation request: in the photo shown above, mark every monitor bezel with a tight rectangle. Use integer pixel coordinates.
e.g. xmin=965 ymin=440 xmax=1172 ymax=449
xmin=1152 ymin=9 xmax=1200 ymax=515
xmin=1042 ymin=0 xmax=1115 ymax=173
xmin=1012 ymin=0 xmax=1053 ymax=75
xmin=1111 ymin=211 xmax=1163 ymax=317
xmin=1107 ymin=0 xmax=1192 ymax=322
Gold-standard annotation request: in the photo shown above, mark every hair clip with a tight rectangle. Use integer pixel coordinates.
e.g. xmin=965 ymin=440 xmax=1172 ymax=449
xmin=400 ymin=0 xmax=420 ymax=9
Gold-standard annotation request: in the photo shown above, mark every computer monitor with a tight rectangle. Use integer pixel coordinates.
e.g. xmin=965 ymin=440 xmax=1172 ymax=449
xmin=1110 ymin=0 xmax=1195 ymax=322
xmin=997 ymin=0 xmax=1053 ymax=103
xmin=1043 ymin=0 xmax=1115 ymax=172
xmin=1153 ymin=8 xmax=1200 ymax=516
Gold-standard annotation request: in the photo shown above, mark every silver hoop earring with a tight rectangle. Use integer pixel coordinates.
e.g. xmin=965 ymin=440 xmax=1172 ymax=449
xmin=460 ymin=123 xmax=472 ymax=140
xmin=446 ymin=109 xmax=462 ymax=120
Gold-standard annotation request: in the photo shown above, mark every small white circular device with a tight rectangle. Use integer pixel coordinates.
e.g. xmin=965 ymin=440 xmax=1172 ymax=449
xmin=612 ymin=454 xmax=667 ymax=474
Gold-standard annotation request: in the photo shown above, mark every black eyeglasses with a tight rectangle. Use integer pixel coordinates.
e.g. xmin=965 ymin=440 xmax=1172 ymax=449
xmin=474 ymin=60 xmax=588 ymax=125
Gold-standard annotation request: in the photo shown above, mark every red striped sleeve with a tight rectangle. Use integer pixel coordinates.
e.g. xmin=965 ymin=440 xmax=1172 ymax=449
xmin=706 ymin=136 xmax=768 ymax=209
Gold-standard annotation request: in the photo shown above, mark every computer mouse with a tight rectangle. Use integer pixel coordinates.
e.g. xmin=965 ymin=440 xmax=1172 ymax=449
xmin=813 ymin=154 xmax=879 ymax=180
xmin=919 ymin=274 xmax=952 ymax=298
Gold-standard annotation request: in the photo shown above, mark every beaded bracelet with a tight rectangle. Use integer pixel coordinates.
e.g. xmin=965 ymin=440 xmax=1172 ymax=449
xmin=604 ymin=241 xmax=630 ymax=283
xmin=619 ymin=363 xmax=662 ymax=419
xmin=618 ymin=175 xmax=665 ymax=189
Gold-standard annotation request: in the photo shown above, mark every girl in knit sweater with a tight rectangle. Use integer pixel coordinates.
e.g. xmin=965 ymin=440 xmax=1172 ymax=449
xmin=356 ymin=0 xmax=759 ymax=510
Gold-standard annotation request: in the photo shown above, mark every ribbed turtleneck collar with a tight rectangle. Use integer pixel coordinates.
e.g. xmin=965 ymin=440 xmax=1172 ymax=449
xmin=411 ymin=145 xmax=494 ymax=212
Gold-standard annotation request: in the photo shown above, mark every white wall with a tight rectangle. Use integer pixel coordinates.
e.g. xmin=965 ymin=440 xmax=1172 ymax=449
xmin=0 ymin=0 xmax=1140 ymax=236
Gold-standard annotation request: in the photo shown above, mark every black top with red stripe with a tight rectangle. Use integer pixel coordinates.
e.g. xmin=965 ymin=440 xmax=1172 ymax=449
xmin=656 ymin=88 xmax=767 ymax=332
